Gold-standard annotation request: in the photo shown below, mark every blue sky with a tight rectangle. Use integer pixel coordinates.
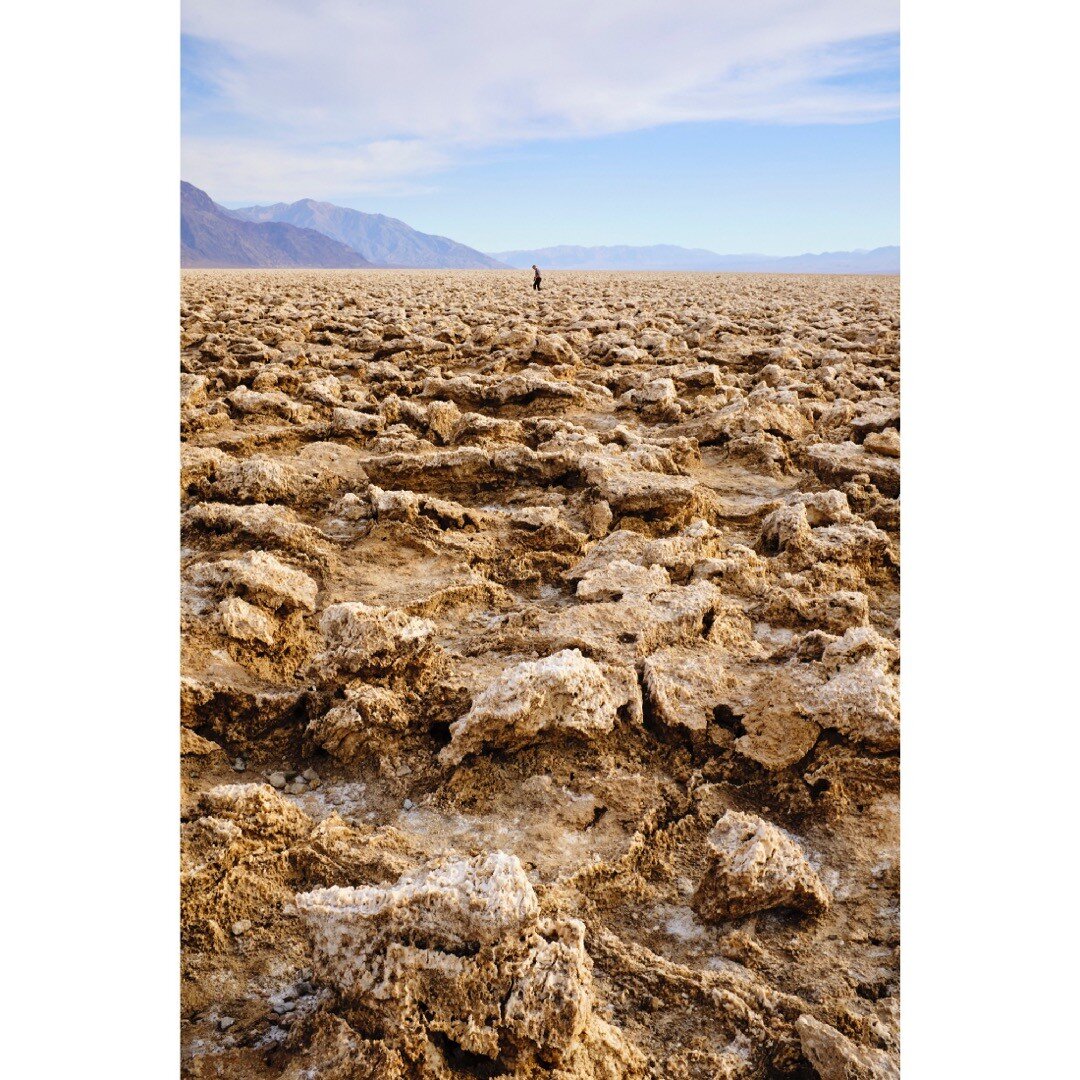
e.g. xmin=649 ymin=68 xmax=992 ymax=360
xmin=182 ymin=2 xmax=898 ymax=256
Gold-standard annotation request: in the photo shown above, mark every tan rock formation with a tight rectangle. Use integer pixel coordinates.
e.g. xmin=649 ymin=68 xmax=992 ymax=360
xmin=795 ymin=1015 xmax=899 ymax=1080
xmin=297 ymin=852 xmax=646 ymax=1076
xmin=693 ymin=810 xmax=831 ymax=921
xmin=441 ymin=649 xmax=619 ymax=766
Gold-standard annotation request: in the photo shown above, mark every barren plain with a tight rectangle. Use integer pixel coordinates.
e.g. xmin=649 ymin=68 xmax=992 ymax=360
xmin=181 ymin=270 xmax=900 ymax=1079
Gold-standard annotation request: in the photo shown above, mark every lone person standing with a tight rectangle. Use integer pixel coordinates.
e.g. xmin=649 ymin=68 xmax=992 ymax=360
xmin=532 ymin=264 xmax=542 ymax=291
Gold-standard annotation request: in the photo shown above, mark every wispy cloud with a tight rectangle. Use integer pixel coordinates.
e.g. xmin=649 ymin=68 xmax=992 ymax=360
xmin=182 ymin=0 xmax=898 ymax=201
xmin=183 ymin=136 xmax=449 ymax=203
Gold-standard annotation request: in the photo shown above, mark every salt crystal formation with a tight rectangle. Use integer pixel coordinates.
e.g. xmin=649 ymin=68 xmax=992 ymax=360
xmin=642 ymin=645 xmax=733 ymax=732
xmin=693 ymin=810 xmax=831 ymax=921
xmin=181 ymin=270 xmax=899 ymax=1078
xmin=795 ymin=1015 xmax=899 ymax=1080
xmin=440 ymin=648 xmax=619 ymax=766
xmin=307 ymin=684 xmax=410 ymax=763
xmin=296 ymin=852 xmax=643 ymax=1075
xmin=318 ymin=601 xmax=438 ymax=677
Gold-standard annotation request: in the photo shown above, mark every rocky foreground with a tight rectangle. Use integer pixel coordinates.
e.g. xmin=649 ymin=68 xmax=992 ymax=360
xmin=180 ymin=270 xmax=900 ymax=1079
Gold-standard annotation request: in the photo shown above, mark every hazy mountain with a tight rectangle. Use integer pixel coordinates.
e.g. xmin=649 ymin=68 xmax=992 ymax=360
xmin=181 ymin=182 xmax=373 ymax=269
xmin=491 ymin=244 xmax=736 ymax=271
xmin=183 ymin=181 xmax=897 ymax=273
xmin=489 ymin=244 xmax=900 ymax=274
xmin=231 ymin=199 xmax=508 ymax=270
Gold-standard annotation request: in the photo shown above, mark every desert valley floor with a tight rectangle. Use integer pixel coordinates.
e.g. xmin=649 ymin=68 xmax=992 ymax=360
xmin=181 ymin=270 xmax=900 ymax=1079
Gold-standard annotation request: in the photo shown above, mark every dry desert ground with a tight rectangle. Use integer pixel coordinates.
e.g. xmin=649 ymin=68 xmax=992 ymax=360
xmin=181 ymin=270 xmax=900 ymax=1080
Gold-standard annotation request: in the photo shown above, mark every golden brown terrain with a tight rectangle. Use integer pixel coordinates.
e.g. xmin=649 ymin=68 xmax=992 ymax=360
xmin=180 ymin=270 xmax=900 ymax=1079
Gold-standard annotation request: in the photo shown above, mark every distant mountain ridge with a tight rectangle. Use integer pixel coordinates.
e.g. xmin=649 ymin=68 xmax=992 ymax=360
xmin=490 ymin=244 xmax=900 ymax=274
xmin=181 ymin=180 xmax=898 ymax=273
xmin=181 ymin=182 xmax=372 ymax=269
xmin=231 ymin=199 xmax=508 ymax=270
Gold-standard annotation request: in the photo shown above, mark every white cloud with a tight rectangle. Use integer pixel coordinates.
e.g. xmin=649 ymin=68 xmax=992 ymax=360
xmin=182 ymin=0 xmax=898 ymax=200
xmin=183 ymin=137 xmax=449 ymax=203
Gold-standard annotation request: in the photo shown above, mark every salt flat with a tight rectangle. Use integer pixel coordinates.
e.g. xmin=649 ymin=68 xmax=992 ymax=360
xmin=181 ymin=270 xmax=900 ymax=1079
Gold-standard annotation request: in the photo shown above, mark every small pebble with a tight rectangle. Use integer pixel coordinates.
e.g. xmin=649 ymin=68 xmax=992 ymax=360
xmin=218 ymin=1017 xmax=236 ymax=1031
xmin=402 ymin=798 xmax=415 ymax=810
xmin=231 ymin=919 xmax=252 ymax=936
xmin=282 ymin=986 xmax=297 ymax=1001
xmin=286 ymin=780 xmax=307 ymax=795
xmin=302 ymin=768 xmax=320 ymax=782
xmin=232 ymin=758 xmax=246 ymax=773
xmin=268 ymin=772 xmax=286 ymax=789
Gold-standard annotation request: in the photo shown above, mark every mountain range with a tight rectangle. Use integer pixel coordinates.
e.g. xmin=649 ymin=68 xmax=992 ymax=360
xmin=231 ymin=199 xmax=507 ymax=270
xmin=181 ymin=181 xmax=898 ymax=273
xmin=489 ymin=244 xmax=900 ymax=274
xmin=180 ymin=182 xmax=372 ymax=269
